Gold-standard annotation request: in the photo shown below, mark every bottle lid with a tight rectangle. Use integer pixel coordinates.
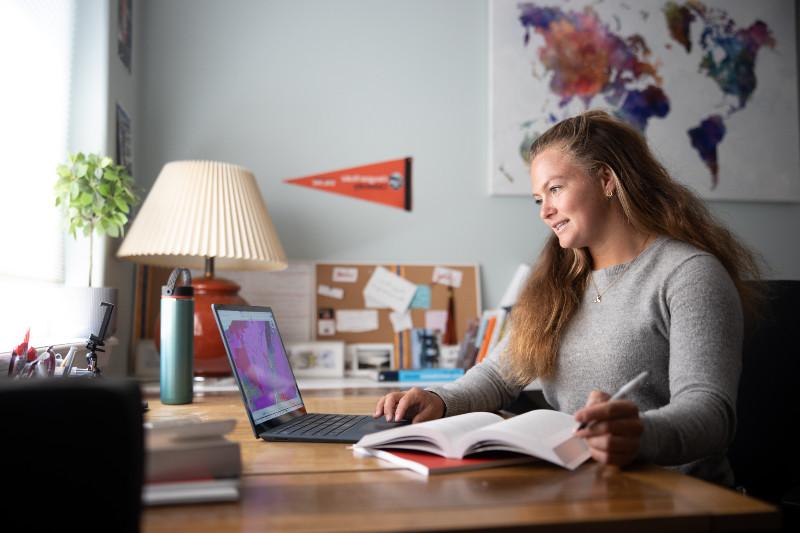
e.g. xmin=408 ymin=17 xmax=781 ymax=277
xmin=162 ymin=268 xmax=194 ymax=297
xmin=163 ymin=285 xmax=193 ymax=297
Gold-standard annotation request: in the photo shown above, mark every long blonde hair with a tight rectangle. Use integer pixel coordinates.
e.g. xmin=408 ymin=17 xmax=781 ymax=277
xmin=506 ymin=110 xmax=762 ymax=384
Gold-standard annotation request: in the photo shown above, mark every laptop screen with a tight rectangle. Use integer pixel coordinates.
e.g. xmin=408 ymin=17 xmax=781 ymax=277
xmin=215 ymin=306 xmax=305 ymax=427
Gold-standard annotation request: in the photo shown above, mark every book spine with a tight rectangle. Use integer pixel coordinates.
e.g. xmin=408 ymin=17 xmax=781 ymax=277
xmin=477 ymin=315 xmax=497 ymax=363
xmin=454 ymin=318 xmax=479 ymax=369
xmin=462 ymin=342 xmax=480 ymax=370
xmin=486 ymin=308 xmax=508 ymax=356
xmin=474 ymin=311 xmax=491 ymax=349
xmin=377 ymin=368 xmax=465 ymax=382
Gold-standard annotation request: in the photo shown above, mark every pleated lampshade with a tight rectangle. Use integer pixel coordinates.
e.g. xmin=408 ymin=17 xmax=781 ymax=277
xmin=118 ymin=160 xmax=287 ymax=271
xmin=118 ymin=160 xmax=288 ymax=376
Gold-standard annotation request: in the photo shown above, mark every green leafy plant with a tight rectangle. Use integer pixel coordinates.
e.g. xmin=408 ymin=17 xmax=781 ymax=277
xmin=54 ymin=152 xmax=139 ymax=286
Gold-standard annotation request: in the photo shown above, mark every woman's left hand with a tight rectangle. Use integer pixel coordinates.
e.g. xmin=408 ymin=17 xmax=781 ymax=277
xmin=573 ymin=390 xmax=643 ymax=467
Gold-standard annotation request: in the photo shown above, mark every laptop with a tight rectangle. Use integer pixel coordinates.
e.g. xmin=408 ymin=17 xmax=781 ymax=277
xmin=212 ymin=304 xmax=407 ymax=443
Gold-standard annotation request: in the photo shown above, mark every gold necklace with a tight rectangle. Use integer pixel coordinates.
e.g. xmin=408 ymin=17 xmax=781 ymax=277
xmin=589 ymin=236 xmax=652 ymax=304
xmin=589 ymin=267 xmax=628 ymax=303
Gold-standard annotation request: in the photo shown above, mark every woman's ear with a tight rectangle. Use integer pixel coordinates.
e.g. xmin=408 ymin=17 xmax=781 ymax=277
xmin=597 ymin=164 xmax=616 ymax=197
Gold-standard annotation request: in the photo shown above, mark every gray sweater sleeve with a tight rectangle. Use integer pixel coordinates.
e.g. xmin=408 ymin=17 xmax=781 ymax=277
xmin=426 ymin=335 xmax=524 ymax=416
xmin=638 ymin=254 xmax=742 ymax=465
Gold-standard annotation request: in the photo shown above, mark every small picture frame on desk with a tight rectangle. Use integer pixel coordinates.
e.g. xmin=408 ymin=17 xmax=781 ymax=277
xmin=345 ymin=343 xmax=393 ymax=378
xmin=286 ymin=341 xmax=345 ymax=377
xmin=438 ymin=344 xmax=461 ymax=369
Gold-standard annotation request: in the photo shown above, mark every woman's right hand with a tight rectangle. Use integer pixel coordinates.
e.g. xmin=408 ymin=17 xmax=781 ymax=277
xmin=373 ymin=387 xmax=445 ymax=423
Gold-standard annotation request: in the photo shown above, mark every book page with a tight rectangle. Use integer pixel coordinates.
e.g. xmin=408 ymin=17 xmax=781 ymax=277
xmin=483 ymin=409 xmax=577 ymax=442
xmin=355 ymin=412 xmax=503 ymax=457
xmin=455 ymin=409 xmax=590 ymax=469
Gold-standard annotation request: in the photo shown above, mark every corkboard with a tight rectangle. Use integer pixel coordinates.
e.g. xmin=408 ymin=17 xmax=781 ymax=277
xmin=130 ymin=262 xmax=482 ymax=373
xmin=314 ymin=263 xmax=481 ymax=346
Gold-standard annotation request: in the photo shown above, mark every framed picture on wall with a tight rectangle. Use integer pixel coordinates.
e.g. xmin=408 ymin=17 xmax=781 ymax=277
xmin=116 ymin=103 xmax=132 ymax=175
xmin=286 ymin=341 xmax=345 ymax=378
xmin=489 ymin=0 xmax=800 ymax=201
xmin=117 ymin=0 xmax=132 ymax=72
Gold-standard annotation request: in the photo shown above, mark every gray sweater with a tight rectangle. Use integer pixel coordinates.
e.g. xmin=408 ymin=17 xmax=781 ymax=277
xmin=428 ymin=236 xmax=743 ymax=485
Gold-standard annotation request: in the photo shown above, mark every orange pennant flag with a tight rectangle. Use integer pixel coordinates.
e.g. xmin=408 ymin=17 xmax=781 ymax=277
xmin=284 ymin=158 xmax=412 ymax=211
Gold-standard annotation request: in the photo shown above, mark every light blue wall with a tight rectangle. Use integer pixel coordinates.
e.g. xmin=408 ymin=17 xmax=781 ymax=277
xmin=135 ymin=0 xmax=800 ymax=309
xmin=66 ymin=0 xmax=137 ymax=375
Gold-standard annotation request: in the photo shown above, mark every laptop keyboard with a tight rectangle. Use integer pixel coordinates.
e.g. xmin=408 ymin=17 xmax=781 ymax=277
xmin=273 ymin=413 xmax=368 ymax=437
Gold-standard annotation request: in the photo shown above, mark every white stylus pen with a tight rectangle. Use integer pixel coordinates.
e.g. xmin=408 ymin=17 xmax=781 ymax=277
xmin=576 ymin=371 xmax=649 ymax=431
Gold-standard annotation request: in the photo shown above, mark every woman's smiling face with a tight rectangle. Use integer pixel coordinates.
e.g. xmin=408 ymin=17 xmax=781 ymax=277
xmin=530 ymin=148 xmax=613 ymax=250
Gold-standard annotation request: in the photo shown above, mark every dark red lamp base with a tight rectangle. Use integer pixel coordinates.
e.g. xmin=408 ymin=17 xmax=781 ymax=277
xmin=191 ymin=276 xmax=247 ymax=376
xmin=154 ymin=275 xmax=246 ymax=377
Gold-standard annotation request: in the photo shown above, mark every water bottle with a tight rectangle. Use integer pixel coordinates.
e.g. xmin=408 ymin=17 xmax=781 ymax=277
xmin=160 ymin=268 xmax=194 ymax=404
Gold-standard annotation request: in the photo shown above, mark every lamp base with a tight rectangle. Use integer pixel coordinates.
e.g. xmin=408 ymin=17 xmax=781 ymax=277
xmin=192 ymin=276 xmax=247 ymax=377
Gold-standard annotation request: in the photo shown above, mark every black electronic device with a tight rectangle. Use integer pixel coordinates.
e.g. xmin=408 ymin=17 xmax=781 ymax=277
xmin=211 ymin=304 xmax=407 ymax=443
xmin=85 ymin=301 xmax=115 ymax=377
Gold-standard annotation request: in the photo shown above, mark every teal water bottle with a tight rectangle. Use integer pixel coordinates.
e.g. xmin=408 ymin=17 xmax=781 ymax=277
xmin=160 ymin=268 xmax=194 ymax=405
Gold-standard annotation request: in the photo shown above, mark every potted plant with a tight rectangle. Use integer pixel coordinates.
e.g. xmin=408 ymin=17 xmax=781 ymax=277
xmin=54 ymin=152 xmax=139 ymax=337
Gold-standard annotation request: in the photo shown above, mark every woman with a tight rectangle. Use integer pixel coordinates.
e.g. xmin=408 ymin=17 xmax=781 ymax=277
xmin=373 ymin=110 xmax=761 ymax=485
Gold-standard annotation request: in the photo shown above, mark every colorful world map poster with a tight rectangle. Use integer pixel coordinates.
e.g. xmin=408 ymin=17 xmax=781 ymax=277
xmin=490 ymin=0 xmax=800 ymax=201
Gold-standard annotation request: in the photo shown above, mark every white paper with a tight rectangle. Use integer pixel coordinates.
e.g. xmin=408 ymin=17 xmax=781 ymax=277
xmin=332 ymin=267 xmax=358 ymax=283
xmin=364 ymin=292 xmax=390 ymax=309
xmin=362 ymin=266 xmax=417 ymax=312
xmin=220 ymin=262 xmax=314 ymax=342
xmin=317 ymin=284 xmax=344 ymax=300
xmin=336 ymin=310 xmax=379 ymax=333
xmin=389 ymin=310 xmax=413 ymax=332
xmin=317 ymin=319 xmax=336 ymax=336
xmin=425 ymin=310 xmax=448 ymax=332
xmin=432 ymin=266 xmax=463 ymax=288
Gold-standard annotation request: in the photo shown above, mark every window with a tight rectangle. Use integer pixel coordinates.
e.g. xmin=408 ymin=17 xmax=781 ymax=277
xmin=0 ymin=0 xmax=76 ymax=347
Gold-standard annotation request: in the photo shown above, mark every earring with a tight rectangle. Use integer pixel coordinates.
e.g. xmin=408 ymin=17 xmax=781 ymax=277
xmin=606 ymin=190 xmax=614 ymax=199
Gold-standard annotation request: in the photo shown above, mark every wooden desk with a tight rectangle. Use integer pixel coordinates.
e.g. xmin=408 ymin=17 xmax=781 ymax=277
xmin=143 ymin=391 xmax=780 ymax=532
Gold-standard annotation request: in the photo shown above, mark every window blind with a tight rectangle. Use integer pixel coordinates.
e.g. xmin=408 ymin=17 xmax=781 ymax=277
xmin=0 ymin=0 xmax=76 ymax=347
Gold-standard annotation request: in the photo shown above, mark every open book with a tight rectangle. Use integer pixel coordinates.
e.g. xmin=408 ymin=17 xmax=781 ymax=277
xmin=354 ymin=409 xmax=591 ymax=470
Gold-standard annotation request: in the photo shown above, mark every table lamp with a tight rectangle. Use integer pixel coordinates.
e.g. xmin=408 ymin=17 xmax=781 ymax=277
xmin=118 ymin=160 xmax=287 ymax=376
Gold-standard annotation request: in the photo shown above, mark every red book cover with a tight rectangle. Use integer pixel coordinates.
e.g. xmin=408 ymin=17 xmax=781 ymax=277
xmin=354 ymin=446 xmax=534 ymax=476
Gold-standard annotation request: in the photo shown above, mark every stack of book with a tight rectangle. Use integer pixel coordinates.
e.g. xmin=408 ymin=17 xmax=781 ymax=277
xmin=454 ymin=308 xmax=509 ymax=369
xmin=454 ymin=264 xmax=531 ymax=369
xmin=143 ymin=416 xmax=242 ymax=506
xmin=476 ymin=308 xmax=510 ymax=364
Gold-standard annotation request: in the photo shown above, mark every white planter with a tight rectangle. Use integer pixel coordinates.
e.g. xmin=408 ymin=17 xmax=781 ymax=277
xmin=56 ymin=286 xmax=119 ymax=339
